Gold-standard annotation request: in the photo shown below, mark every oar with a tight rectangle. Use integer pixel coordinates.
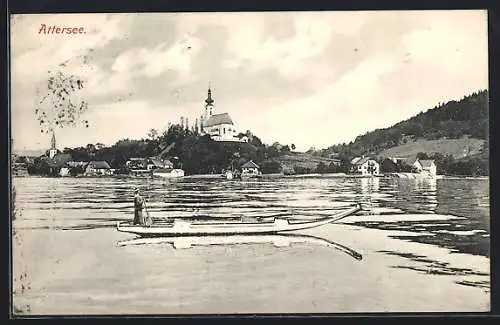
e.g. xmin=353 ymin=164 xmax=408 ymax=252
xmin=144 ymin=200 xmax=153 ymax=227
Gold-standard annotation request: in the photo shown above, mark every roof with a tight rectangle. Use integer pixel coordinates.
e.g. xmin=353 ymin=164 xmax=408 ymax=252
xmin=351 ymin=157 xmax=361 ymax=164
xmin=148 ymin=158 xmax=165 ymax=167
xmin=420 ymin=160 xmax=435 ymax=168
xmin=204 ymin=113 xmax=234 ymax=127
xmin=241 ymin=160 xmax=260 ymax=169
xmin=47 ymin=153 xmax=71 ymax=168
xmin=87 ymin=161 xmax=111 ymax=169
xmin=405 ymin=156 xmax=420 ymax=166
xmin=353 ymin=157 xmax=371 ymax=165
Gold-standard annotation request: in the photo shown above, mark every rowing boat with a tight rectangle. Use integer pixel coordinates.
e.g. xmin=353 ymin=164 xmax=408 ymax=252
xmin=116 ymin=203 xmax=361 ymax=237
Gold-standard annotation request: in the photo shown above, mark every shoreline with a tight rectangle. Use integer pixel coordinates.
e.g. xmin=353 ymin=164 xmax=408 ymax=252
xmin=12 ymin=173 xmax=489 ymax=180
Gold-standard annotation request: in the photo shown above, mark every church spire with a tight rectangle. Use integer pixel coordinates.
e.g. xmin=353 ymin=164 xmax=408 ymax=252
xmin=50 ymin=131 xmax=56 ymax=150
xmin=205 ymin=82 xmax=214 ymax=106
xmin=204 ymin=82 xmax=215 ymax=119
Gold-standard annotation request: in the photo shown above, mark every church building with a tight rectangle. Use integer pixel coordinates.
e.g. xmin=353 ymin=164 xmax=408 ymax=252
xmin=199 ymin=86 xmax=247 ymax=143
xmin=48 ymin=131 xmax=58 ymax=159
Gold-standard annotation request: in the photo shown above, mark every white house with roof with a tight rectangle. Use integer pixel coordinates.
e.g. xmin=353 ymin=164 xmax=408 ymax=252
xmin=387 ymin=156 xmax=437 ymax=176
xmin=419 ymin=160 xmax=437 ymax=175
xmin=85 ymin=161 xmax=113 ymax=176
xmin=351 ymin=156 xmax=380 ymax=176
xmin=241 ymin=160 xmax=261 ymax=177
xmin=199 ymin=86 xmax=248 ymax=142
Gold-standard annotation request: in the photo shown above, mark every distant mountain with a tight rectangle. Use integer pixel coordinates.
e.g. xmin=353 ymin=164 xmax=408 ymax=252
xmin=321 ymin=90 xmax=488 ymax=159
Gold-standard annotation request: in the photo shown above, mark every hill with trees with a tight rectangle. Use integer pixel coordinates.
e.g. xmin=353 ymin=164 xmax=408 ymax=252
xmin=317 ymin=90 xmax=489 ymax=175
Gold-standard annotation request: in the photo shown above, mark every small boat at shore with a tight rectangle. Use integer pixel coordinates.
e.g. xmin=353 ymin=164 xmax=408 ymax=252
xmin=116 ymin=203 xmax=361 ymax=237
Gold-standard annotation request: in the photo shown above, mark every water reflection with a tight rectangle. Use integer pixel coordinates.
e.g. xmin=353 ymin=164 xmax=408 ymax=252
xmin=349 ymin=176 xmax=489 ymax=257
xmin=116 ymin=233 xmax=363 ymax=261
xmin=378 ymin=250 xmax=490 ymax=292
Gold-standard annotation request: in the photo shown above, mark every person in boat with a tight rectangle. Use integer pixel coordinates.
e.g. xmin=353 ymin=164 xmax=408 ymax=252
xmin=133 ymin=188 xmax=145 ymax=225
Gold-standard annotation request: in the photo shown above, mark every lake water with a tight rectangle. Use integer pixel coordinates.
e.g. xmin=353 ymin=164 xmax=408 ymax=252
xmin=11 ymin=175 xmax=490 ymax=315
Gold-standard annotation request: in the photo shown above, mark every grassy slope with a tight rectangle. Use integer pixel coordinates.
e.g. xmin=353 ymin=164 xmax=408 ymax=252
xmin=377 ymin=137 xmax=484 ymax=159
xmin=273 ymin=153 xmax=339 ymax=170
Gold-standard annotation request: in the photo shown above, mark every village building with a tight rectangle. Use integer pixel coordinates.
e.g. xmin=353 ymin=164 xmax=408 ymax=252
xmin=146 ymin=157 xmax=173 ymax=170
xmin=46 ymin=153 xmax=72 ymax=176
xmin=59 ymin=166 xmax=71 ymax=177
xmin=85 ymin=161 xmax=113 ymax=176
xmin=199 ymin=86 xmax=248 ymax=143
xmin=350 ymin=157 xmax=380 ymax=176
xmin=403 ymin=156 xmax=423 ymax=172
xmin=126 ymin=157 xmax=173 ymax=171
xmin=241 ymin=160 xmax=261 ymax=177
xmin=126 ymin=158 xmax=146 ymax=170
xmin=386 ymin=156 xmax=437 ymax=175
xmin=67 ymin=161 xmax=88 ymax=168
xmin=420 ymin=160 xmax=437 ymax=175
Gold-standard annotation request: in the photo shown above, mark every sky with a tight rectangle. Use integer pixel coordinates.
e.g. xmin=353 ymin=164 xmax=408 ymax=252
xmin=10 ymin=10 xmax=488 ymax=153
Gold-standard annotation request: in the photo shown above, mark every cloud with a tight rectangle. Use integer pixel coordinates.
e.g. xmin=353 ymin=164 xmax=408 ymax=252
xmin=110 ymin=35 xmax=203 ymax=83
xmin=222 ymin=12 xmax=367 ymax=79
xmin=11 ymin=14 xmax=135 ymax=85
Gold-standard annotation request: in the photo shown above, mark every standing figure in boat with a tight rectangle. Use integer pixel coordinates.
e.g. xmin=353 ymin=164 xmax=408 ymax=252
xmin=133 ymin=188 xmax=145 ymax=225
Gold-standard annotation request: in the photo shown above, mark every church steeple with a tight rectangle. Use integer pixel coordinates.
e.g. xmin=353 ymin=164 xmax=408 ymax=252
xmin=204 ymin=82 xmax=215 ymax=119
xmin=49 ymin=131 xmax=57 ymax=159
xmin=50 ymin=131 xmax=56 ymax=150
xmin=205 ymin=83 xmax=214 ymax=106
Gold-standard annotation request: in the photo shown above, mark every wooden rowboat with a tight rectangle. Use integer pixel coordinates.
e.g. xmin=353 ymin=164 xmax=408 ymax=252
xmin=116 ymin=203 xmax=361 ymax=237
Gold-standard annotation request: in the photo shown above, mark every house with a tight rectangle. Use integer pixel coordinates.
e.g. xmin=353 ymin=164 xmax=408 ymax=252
xmin=67 ymin=161 xmax=88 ymax=168
xmin=329 ymin=159 xmax=341 ymax=166
xmin=199 ymin=86 xmax=246 ymax=142
xmin=126 ymin=158 xmax=147 ymax=170
xmin=241 ymin=160 xmax=261 ymax=176
xmin=351 ymin=157 xmax=380 ymax=176
xmin=46 ymin=153 xmax=72 ymax=175
xmin=59 ymin=167 xmax=71 ymax=177
xmin=404 ymin=156 xmax=423 ymax=172
xmin=420 ymin=160 xmax=437 ymax=175
xmin=146 ymin=158 xmax=173 ymax=170
xmin=85 ymin=161 xmax=113 ymax=176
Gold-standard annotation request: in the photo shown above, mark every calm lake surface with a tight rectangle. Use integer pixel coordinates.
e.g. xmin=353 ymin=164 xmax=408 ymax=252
xmin=12 ymin=175 xmax=490 ymax=314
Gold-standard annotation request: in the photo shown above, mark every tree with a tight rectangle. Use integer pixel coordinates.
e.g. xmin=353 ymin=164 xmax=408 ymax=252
xmin=280 ymin=145 xmax=291 ymax=154
xmin=86 ymin=143 xmax=96 ymax=153
xmin=147 ymin=128 xmax=159 ymax=141
xmin=35 ymin=54 xmax=90 ymax=135
xmin=291 ymin=144 xmax=296 ymax=151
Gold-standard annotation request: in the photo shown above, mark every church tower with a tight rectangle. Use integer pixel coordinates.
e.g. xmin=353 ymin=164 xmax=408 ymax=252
xmin=49 ymin=131 xmax=57 ymax=159
xmin=204 ymin=83 xmax=215 ymax=121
